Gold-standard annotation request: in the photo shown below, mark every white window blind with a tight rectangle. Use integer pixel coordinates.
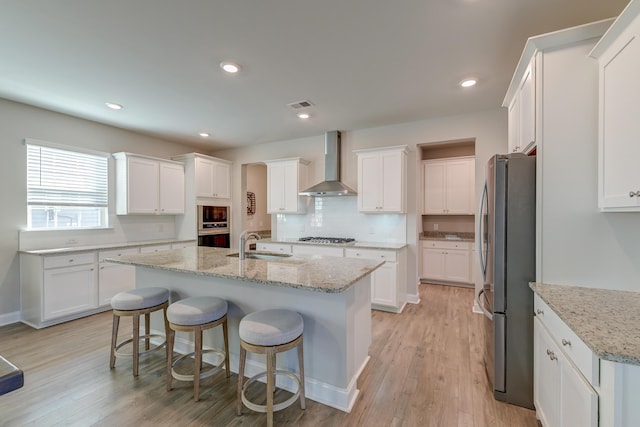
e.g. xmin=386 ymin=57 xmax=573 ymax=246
xmin=26 ymin=141 xmax=109 ymax=229
xmin=27 ymin=144 xmax=108 ymax=207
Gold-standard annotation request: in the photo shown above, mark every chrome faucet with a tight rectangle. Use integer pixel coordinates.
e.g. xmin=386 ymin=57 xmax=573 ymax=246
xmin=239 ymin=230 xmax=261 ymax=259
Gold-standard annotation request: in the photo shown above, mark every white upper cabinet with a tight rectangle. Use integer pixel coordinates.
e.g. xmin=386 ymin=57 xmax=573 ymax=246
xmin=422 ymin=157 xmax=475 ymax=215
xmin=265 ymin=158 xmax=309 ymax=214
xmin=506 ymin=56 xmax=536 ymax=154
xmin=590 ymin=2 xmax=640 ymax=211
xmin=355 ymin=145 xmax=407 ymax=213
xmin=114 ymin=152 xmax=185 ymax=215
xmin=195 ymin=156 xmax=231 ymax=199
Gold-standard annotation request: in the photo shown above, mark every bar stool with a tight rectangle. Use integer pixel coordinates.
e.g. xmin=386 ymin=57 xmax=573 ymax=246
xmin=237 ymin=309 xmax=306 ymax=427
xmin=109 ymin=287 xmax=170 ymax=377
xmin=166 ymin=296 xmax=230 ymax=401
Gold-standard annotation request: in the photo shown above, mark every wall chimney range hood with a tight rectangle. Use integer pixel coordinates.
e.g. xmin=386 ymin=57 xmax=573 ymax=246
xmin=299 ymin=131 xmax=357 ymax=197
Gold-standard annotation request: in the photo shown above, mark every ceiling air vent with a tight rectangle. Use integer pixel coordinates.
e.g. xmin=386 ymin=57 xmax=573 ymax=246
xmin=287 ymin=100 xmax=314 ymax=109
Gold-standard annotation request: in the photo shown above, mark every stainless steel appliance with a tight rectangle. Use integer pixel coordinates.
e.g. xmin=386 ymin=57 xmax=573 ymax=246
xmin=198 ymin=205 xmax=230 ymax=248
xmin=298 ymin=237 xmax=356 ymax=245
xmin=477 ymin=153 xmax=535 ymax=409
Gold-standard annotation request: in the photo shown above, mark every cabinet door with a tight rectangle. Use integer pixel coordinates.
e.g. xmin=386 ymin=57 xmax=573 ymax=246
xmin=282 ymin=162 xmax=300 ymax=212
xmin=267 ymin=163 xmax=284 ymax=213
xmin=421 ymin=246 xmax=445 ymax=280
xmin=371 ymin=262 xmax=397 ymax=307
xmin=445 ymin=158 xmax=474 ymax=215
xmin=128 ymin=157 xmax=159 ymax=214
xmin=212 ymin=162 xmax=231 ymax=199
xmin=443 ymin=249 xmax=471 ymax=283
xmin=195 ymin=157 xmax=215 ymax=198
xmin=599 ymin=32 xmax=640 ymax=210
xmin=43 ymin=264 xmax=97 ymax=320
xmin=508 ymin=96 xmax=521 ymax=153
xmin=423 ymin=161 xmax=446 ymax=214
xmin=519 ymin=60 xmax=536 ymax=151
xmin=159 ymin=162 xmax=184 ymax=214
xmin=358 ymin=153 xmax=382 ymax=212
xmin=380 ymin=151 xmax=403 ymax=212
xmin=98 ymin=263 xmax=136 ymax=306
xmin=560 ymin=357 xmax=598 ymax=427
xmin=534 ymin=318 xmax=560 ymax=427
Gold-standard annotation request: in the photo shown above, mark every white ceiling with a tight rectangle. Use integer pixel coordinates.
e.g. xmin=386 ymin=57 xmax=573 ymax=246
xmin=0 ymin=0 xmax=630 ymax=150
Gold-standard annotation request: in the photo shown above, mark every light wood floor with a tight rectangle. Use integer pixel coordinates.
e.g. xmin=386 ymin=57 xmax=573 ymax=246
xmin=0 ymin=284 xmax=539 ymax=426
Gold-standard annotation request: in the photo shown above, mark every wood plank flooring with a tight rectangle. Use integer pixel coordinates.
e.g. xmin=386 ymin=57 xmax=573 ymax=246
xmin=0 ymin=284 xmax=539 ymax=426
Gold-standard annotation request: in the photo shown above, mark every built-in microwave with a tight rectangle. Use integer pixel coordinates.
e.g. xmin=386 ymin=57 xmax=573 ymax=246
xmin=198 ymin=205 xmax=229 ymax=236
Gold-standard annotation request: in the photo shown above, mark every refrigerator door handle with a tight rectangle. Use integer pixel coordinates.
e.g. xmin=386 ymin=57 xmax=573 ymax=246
xmin=477 ymin=181 xmax=488 ymax=281
xmin=477 ymin=288 xmax=493 ymax=320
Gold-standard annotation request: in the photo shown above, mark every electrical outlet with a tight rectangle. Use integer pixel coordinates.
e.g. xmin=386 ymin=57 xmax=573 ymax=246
xmin=433 ymin=224 xmax=439 ymax=231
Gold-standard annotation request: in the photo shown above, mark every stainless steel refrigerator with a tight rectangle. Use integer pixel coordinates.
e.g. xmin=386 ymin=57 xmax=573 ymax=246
xmin=477 ymin=153 xmax=535 ymax=409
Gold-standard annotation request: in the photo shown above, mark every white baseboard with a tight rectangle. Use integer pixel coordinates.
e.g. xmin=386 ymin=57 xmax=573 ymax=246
xmin=0 ymin=311 xmax=21 ymax=326
xmin=472 ymin=301 xmax=483 ymax=314
xmin=165 ymin=332 xmax=366 ymax=412
xmin=406 ymin=291 xmax=420 ymax=304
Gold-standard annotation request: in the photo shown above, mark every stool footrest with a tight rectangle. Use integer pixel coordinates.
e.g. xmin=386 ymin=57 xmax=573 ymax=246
xmin=241 ymin=369 xmax=302 ymax=413
xmin=114 ymin=334 xmax=166 ymax=358
xmin=171 ymin=349 xmax=226 ymax=382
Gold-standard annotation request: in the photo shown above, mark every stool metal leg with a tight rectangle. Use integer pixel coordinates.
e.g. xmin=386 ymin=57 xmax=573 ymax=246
xmin=237 ymin=346 xmax=247 ymax=415
xmin=110 ymin=314 xmax=120 ymax=369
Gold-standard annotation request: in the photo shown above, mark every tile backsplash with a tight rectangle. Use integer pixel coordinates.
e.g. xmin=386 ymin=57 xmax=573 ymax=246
xmin=276 ymin=197 xmax=406 ymax=244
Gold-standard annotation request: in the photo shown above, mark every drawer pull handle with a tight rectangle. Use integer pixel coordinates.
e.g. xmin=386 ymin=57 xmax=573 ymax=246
xmin=536 ymin=309 xmax=544 ymax=315
xmin=546 ymin=349 xmax=557 ymax=361
xmin=69 ymin=259 xmax=74 ymax=263
xmin=561 ymin=339 xmax=571 ymax=347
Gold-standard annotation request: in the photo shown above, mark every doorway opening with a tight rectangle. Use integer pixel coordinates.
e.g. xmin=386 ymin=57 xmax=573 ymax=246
xmin=240 ymin=163 xmax=271 ymax=249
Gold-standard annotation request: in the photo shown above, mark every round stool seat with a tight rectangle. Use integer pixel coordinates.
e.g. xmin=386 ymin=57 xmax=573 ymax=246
xmin=111 ymin=287 xmax=169 ymax=311
xmin=239 ymin=309 xmax=303 ymax=347
xmin=167 ymin=297 xmax=228 ymax=326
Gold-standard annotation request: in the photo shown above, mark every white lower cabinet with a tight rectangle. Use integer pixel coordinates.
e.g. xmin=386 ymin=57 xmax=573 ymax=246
xmin=257 ymin=242 xmax=407 ymax=312
xmin=420 ymin=240 xmax=472 ymax=284
xmin=345 ymin=247 xmax=406 ymax=313
xmin=534 ymin=295 xmax=599 ymax=427
xmin=21 ymin=252 xmax=99 ymax=328
xmin=98 ymin=248 xmax=138 ymax=306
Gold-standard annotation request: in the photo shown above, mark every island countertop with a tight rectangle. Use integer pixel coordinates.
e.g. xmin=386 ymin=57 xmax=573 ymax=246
xmin=530 ymin=282 xmax=640 ymax=365
xmin=106 ymin=246 xmax=384 ymax=293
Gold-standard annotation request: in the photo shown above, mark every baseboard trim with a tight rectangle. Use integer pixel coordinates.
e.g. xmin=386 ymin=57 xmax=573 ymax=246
xmin=0 ymin=311 xmax=21 ymax=326
xmin=406 ymin=291 xmax=420 ymax=304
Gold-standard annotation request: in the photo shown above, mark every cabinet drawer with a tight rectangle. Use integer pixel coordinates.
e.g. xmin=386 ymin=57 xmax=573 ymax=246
xmin=422 ymin=240 xmax=472 ymax=250
xmin=43 ymin=252 xmax=96 ymax=269
xmin=344 ymin=248 xmax=397 ymax=262
xmin=98 ymin=247 xmax=139 ymax=262
xmin=256 ymin=243 xmax=293 ymax=254
xmin=534 ymin=295 xmax=599 ymax=387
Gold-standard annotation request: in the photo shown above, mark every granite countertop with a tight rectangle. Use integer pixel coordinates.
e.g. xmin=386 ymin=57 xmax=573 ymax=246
xmin=419 ymin=231 xmax=475 ymax=242
xmin=259 ymin=238 xmax=406 ymax=250
xmin=530 ymin=282 xmax=640 ymax=365
xmin=106 ymin=246 xmax=384 ymax=294
xmin=19 ymin=239 xmax=197 ymax=255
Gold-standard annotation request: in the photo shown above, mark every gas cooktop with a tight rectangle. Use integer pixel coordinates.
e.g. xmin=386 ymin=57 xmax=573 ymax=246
xmin=298 ymin=237 xmax=356 ymax=245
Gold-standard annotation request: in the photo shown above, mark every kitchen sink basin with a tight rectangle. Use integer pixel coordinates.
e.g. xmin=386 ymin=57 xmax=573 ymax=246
xmin=227 ymin=252 xmax=292 ymax=261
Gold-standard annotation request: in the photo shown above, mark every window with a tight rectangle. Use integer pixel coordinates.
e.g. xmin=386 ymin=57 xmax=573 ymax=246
xmin=26 ymin=140 xmax=109 ymax=230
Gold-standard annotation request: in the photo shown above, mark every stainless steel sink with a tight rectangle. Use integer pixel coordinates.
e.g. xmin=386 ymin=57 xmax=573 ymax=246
xmin=227 ymin=252 xmax=292 ymax=261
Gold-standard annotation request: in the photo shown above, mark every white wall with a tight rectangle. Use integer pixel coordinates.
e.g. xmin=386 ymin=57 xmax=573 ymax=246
xmin=214 ymin=108 xmax=508 ymax=304
xmin=539 ymin=42 xmax=640 ymax=290
xmin=0 ymin=98 xmax=200 ymax=319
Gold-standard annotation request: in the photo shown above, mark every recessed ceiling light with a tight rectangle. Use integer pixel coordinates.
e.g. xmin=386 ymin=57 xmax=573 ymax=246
xmin=297 ymin=112 xmax=310 ymax=119
xmin=220 ymin=61 xmax=240 ymax=74
xmin=460 ymin=79 xmax=477 ymax=88
xmin=199 ymin=132 xmax=210 ymax=137
xmin=105 ymin=102 xmax=123 ymax=110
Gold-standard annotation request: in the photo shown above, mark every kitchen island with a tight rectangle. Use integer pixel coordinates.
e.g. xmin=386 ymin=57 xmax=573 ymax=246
xmin=107 ymin=246 xmax=383 ymax=412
